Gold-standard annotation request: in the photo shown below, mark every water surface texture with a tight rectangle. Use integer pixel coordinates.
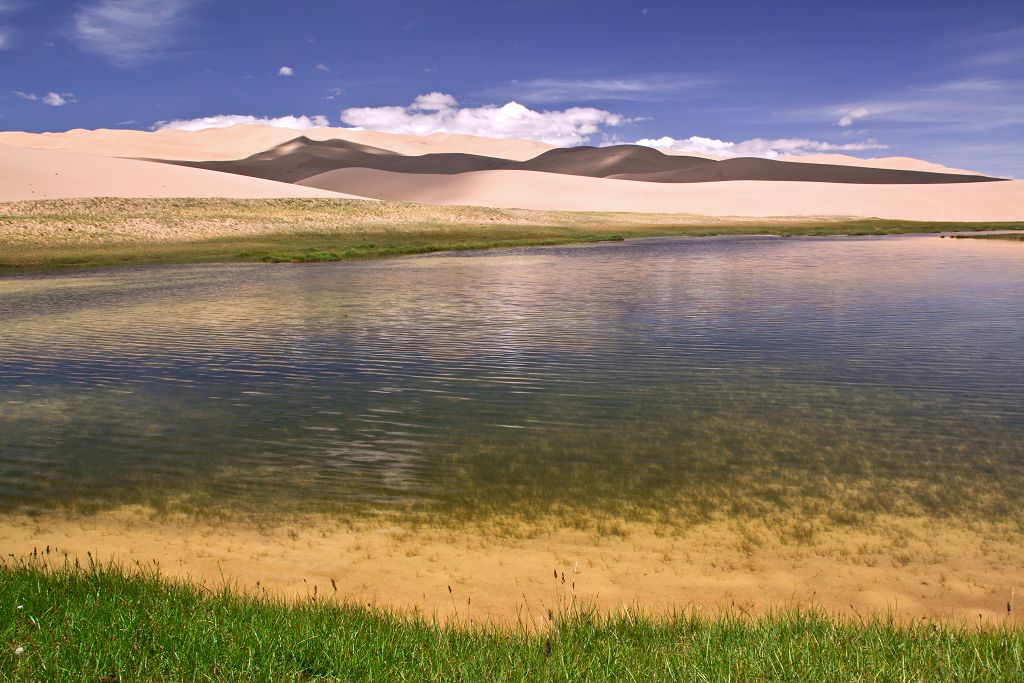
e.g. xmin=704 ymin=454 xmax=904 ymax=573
xmin=2 ymin=236 xmax=1023 ymax=524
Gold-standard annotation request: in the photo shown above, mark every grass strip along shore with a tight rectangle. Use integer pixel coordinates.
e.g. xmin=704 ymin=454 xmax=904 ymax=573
xmin=1 ymin=197 xmax=1021 ymax=271
xmin=2 ymin=559 xmax=1022 ymax=681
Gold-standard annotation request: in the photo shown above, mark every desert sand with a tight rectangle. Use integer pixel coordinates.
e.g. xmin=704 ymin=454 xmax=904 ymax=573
xmin=2 ymin=509 xmax=1020 ymax=626
xmin=0 ymin=126 xmax=555 ymax=162
xmin=1 ymin=127 xmax=1020 ymax=221
xmin=780 ymin=153 xmax=981 ymax=176
xmin=0 ymin=126 xmax=981 ymax=174
xmin=298 ymin=168 xmax=1024 ymax=221
xmin=0 ymin=144 xmax=362 ymax=201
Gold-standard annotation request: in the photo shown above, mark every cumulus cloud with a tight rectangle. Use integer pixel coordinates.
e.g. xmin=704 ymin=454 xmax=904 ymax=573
xmin=277 ymin=66 xmax=294 ymax=77
xmin=635 ymin=135 xmax=888 ymax=159
xmin=73 ymin=0 xmax=201 ymax=67
xmin=340 ymin=93 xmax=625 ymax=146
xmin=155 ymin=114 xmax=330 ymax=131
xmin=42 ymin=92 xmax=75 ymax=106
xmin=409 ymin=92 xmax=458 ymax=111
xmin=837 ymin=106 xmax=870 ymax=127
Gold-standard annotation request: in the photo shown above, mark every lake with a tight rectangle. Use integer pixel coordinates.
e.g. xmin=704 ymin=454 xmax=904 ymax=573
xmin=2 ymin=234 xmax=1022 ymax=530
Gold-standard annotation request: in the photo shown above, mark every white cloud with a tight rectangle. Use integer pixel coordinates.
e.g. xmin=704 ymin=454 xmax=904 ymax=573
xmin=340 ymin=93 xmax=625 ymax=146
xmin=481 ymin=75 xmax=711 ymax=104
xmin=409 ymin=92 xmax=458 ymax=111
xmin=837 ymin=106 xmax=870 ymax=127
xmin=314 ymin=63 xmax=329 ymax=72
xmin=12 ymin=90 xmax=76 ymax=106
xmin=794 ymin=78 xmax=1024 ymax=133
xmin=635 ymin=135 xmax=888 ymax=159
xmin=277 ymin=66 xmax=294 ymax=77
xmin=42 ymin=92 xmax=75 ymax=106
xmin=154 ymin=114 xmax=330 ymax=131
xmin=73 ymin=0 xmax=200 ymax=67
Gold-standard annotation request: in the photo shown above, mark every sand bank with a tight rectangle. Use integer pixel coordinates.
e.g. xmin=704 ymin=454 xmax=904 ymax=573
xmin=2 ymin=510 xmax=1019 ymax=627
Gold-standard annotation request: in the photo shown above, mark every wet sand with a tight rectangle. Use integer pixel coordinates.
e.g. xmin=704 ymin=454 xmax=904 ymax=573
xmin=2 ymin=509 xmax=1020 ymax=628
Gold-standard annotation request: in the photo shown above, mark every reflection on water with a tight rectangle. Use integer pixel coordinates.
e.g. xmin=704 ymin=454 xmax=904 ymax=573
xmin=1 ymin=235 xmax=1022 ymax=524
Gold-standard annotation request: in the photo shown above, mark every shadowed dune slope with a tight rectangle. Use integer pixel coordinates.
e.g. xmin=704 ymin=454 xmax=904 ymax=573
xmin=166 ymin=137 xmax=513 ymax=183
xmin=606 ymin=156 xmax=1002 ymax=184
xmin=296 ymin=167 xmax=1024 ymax=221
xmin=173 ymin=138 xmax=1004 ymax=186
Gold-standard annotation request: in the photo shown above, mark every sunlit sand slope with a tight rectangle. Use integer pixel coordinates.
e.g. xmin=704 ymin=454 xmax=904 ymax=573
xmin=0 ymin=145 xmax=363 ymax=201
xmin=298 ymin=168 xmax=1024 ymax=221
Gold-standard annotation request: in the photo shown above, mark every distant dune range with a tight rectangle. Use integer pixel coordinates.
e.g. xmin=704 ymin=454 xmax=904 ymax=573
xmin=169 ymin=136 xmax=1004 ymax=186
xmin=0 ymin=126 xmax=1022 ymax=221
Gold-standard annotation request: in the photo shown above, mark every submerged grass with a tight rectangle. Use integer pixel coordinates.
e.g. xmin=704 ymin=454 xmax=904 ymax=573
xmin=2 ymin=558 xmax=1022 ymax=681
xmin=1 ymin=197 xmax=1021 ymax=271
xmin=954 ymin=233 xmax=1024 ymax=241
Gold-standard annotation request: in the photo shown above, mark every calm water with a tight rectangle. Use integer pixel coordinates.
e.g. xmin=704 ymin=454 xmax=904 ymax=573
xmin=1 ymin=235 xmax=1023 ymax=523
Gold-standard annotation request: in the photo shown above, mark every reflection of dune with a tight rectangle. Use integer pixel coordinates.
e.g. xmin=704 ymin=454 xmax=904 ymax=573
xmin=297 ymin=168 xmax=1024 ymax=221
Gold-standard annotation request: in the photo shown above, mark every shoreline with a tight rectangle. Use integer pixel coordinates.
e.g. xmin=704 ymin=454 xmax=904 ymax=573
xmin=2 ymin=507 xmax=1020 ymax=627
xmin=1 ymin=197 xmax=1022 ymax=272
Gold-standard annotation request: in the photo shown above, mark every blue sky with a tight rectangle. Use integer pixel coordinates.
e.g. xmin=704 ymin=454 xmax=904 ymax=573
xmin=1 ymin=0 xmax=1022 ymax=175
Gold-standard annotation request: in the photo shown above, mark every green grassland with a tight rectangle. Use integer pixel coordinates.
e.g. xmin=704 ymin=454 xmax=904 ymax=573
xmin=1 ymin=197 xmax=1021 ymax=271
xmin=2 ymin=559 xmax=1021 ymax=681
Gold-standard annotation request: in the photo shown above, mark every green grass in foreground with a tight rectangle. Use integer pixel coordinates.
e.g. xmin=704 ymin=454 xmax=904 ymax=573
xmin=2 ymin=560 xmax=1021 ymax=681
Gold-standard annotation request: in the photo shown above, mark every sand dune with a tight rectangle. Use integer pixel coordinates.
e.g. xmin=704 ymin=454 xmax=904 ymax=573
xmin=522 ymin=146 xmax=996 ymax=184
xmin=0 ymin=126 xmax=555 ymax=162
xmin=780 ymin=154 xmax=981 ymax=176
xmin=0 ymin=144 xmax=361 ymax=202
xmin=298 ymin=167 xmax=1024 ymax=221
xmin=2 ymin=127 xmax=1018 ymax=220
xmin=0 ymin=126 xmax=989 ymax=176
xmin=169 ymin=137 xmax=513 ymax=183
xmin=173 ymin=138 xmax=1000 ymax=186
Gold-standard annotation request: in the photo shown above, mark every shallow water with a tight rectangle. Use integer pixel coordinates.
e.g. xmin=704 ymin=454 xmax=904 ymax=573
xmin=1 ymin=235 xmax=1023 ymax=524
